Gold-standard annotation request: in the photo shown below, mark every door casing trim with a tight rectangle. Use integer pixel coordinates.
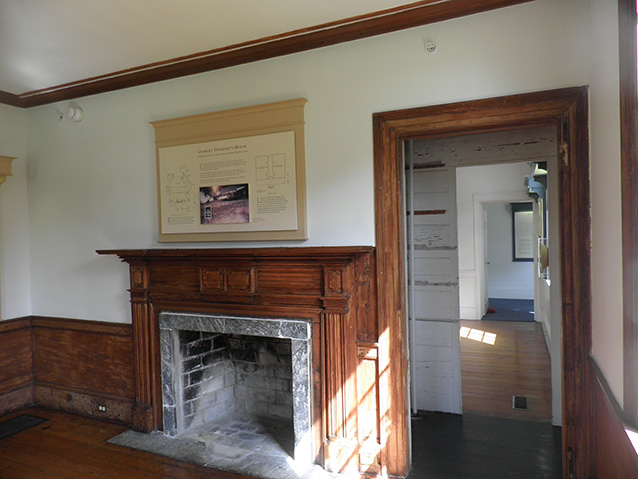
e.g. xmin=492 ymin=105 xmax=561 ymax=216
xmin=373 ymin=86 xmax=591 ymax=477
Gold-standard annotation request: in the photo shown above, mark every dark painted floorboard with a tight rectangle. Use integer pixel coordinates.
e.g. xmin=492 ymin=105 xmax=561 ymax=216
xmin=407 ymin=412 xmax=562 ymax=479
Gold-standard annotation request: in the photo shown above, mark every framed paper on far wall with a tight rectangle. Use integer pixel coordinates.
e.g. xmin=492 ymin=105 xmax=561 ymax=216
xmin=151 ymin=99 xmax=307 ymax=242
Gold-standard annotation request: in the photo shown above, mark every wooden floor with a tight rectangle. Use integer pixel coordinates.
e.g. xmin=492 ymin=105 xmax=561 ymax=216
xmin=0 ymin=406 xmax=561 ymax=479
xmin=407 ymin=411 xmax=562 ymax=479
xmin=0 ymin=408 xmax=251 ymax=479
xmin=460 ymin=320 xmax=553 ymax=421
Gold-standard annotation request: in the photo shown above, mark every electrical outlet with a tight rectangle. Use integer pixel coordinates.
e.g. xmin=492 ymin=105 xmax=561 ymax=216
xmin=97 ymin=405 xmax=107 ymax=412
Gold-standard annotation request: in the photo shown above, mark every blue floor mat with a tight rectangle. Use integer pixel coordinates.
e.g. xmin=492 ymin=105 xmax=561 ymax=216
xmin=482 ymin=298 xmax=534 ymax=322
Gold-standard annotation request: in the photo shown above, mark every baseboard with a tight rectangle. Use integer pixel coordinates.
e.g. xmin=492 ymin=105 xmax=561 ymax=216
xmin=460 ymin=307 xmax=479 ymax=320
xmin=34 ymin=383 xmax=133 ymax=424
xmin=0 ymin=385 xmax=34 ymax=417
xmin=539 ymin=319 xmax=551 ymax=353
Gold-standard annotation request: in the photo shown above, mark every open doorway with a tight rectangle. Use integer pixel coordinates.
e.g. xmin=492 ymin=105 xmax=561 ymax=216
xmin=483 ymin=199 xmax=535 ymax=323
xmin=404 ymin=126 xmax=561 ymax=421
xmin=404 ymin=138 xmax=562 ymax=476
xmin=373 ymin=88 xmax=592 ymax=477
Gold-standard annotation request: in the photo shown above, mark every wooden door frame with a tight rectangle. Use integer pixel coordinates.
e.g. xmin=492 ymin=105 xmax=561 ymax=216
xmin=373 ymin=87 xmax=591 ymax=478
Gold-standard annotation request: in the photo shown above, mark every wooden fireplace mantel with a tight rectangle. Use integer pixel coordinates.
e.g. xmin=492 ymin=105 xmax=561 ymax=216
xmin=97 ymin=246 xmax=381 ymax=476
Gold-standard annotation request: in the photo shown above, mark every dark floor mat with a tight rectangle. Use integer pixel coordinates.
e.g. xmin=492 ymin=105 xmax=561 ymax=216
xmin=482 ymin=298 xmax=535 ymax=322
xmin=0 ymin=414 xmax=48 ymax=441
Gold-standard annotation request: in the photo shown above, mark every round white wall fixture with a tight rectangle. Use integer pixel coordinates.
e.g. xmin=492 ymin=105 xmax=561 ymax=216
xmin=67 ymin=106 xmax=84 ymax=122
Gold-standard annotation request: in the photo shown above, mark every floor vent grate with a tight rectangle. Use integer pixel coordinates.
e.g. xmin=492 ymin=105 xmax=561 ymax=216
xmin=512 ymin=395 xmax=530 ymax=410
xmin=0 ymin=415 xmax=48 ymax=441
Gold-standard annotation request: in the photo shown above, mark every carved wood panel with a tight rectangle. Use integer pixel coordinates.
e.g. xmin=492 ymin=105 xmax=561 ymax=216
xmin=200 ymin=265 xmax=256 ymax=294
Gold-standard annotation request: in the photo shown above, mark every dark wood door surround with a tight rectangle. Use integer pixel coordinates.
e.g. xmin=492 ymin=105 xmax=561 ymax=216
xmin=98 ymin=247 xmax=381 ymax=476
xmin=373 ymin=87 xmax=592 ymax=477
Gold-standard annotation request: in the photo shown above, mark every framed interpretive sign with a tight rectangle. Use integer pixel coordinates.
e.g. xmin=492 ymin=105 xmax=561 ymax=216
xmin=152 ymin=99 xmax=307 ymax=242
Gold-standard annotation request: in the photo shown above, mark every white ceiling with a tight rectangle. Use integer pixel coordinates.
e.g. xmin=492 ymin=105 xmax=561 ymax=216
xmin=0 ymin=0 xmax=415 ymax=96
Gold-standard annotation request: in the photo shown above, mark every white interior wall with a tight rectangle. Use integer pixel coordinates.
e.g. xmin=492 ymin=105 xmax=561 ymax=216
xmin=589 ymin=0 xmax=624 ymax=403
xmin=0 ymin=104 xmax=31 ymax=319
xmin=2 ymin=0 xmax=622 ymax=403
xmin=485 ymin=202 xmax=534 ymax=300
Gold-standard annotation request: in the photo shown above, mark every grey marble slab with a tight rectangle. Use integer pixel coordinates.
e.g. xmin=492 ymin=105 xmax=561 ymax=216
xmin=108 ymin=412 xmax=356 ymax=479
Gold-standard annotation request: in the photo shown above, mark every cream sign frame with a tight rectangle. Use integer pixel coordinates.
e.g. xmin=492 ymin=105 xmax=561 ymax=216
xmin=0 ymin=156 xmax=15 ymax=187
xmin=152 ymin=99 xmax=307 ymax=242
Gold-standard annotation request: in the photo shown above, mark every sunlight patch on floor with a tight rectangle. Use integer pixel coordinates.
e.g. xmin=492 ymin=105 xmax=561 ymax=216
xmin=460 ymin=326 xmax=497 ymax=345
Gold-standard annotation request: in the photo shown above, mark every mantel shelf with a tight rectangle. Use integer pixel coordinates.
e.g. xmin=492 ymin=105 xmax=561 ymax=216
xmin=97 ymin=246 xmax=374 ymax=262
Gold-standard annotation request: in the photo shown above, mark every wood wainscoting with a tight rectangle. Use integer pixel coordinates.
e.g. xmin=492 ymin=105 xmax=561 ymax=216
xmin=591 ymin=357 xmax=638 ymax=477
xmin=0 ymin=316 xmax=135 ymax=424
xmin=32 ymin=317 xmax=135 ymax=424
xmin=98 ymin=247 xmax=380 ymax=477
xmin=0 ymin=318 xmax=33 ymax=416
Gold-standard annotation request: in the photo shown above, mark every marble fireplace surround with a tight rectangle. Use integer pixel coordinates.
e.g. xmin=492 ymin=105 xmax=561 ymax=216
xmin=159 ymin=311 xmax=312 ymax=465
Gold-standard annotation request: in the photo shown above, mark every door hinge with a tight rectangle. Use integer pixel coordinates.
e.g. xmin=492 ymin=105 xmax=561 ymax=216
xmin=567 ymin=447 xmax=574 ymax=479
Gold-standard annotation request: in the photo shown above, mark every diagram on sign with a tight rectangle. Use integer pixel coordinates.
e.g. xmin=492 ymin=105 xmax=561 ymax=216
xmin=164 ymin=165 xmax=196 ymax=215
xmin=255 ymin=153 xmax=287 ymax=184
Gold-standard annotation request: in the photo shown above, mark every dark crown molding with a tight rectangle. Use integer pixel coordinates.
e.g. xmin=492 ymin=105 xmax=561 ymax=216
xmin=0 ymin=0 xmax=531 ymax=109
xmin=0 ymin=90 xmax=23 ymax=108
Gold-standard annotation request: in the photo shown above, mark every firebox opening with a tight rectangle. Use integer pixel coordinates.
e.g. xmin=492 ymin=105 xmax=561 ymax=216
xmin=176 ymin=330 xmax=295 ymax=458
xmin=159 ymin=312 xmax=313 ymax=477
xmin=178 ymin=331 xmax=293 ymax=433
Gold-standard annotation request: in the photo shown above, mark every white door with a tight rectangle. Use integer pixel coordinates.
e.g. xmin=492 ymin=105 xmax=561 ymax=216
xmin=482 ymin=205 xmax=490 ymax=316
xmin=407 ymin=166 xmax=462 ymax=414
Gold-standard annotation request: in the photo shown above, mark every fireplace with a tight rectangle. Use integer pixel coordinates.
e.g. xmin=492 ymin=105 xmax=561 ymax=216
xmin=98 ymin=247 xmax=382 ymax=476
xmin=159 ymin=312 xmax=312 ymax=465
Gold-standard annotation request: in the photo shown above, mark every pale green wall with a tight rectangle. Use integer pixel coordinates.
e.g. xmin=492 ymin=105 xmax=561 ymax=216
xmin=5 ymin=0 xmax=623 ymax=401
xmin=0 ymin=103 xmax=31 ymax=319
xmin=589 ymin=0 xmax=624 ymax=405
